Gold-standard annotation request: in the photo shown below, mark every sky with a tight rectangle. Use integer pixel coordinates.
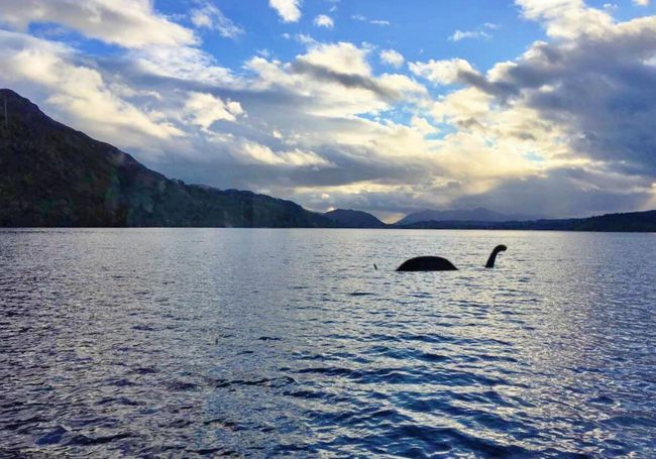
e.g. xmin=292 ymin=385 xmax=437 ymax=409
xmin=1 ymin=0 xmax=656 ymax=221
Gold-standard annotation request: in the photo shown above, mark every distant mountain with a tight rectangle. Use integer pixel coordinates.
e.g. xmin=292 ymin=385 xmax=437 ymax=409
xmin=398 ymin=211 xmax=656 ymax=232
xmin=396 ymin=207 xmax=541 ymax=226
xmin=324 ymin=209 xmax=386 ymax=228
xmin=2 ymin=89 xmax=654 ymax=232
xmin=0 ymin=89 xmax=333 ymax=228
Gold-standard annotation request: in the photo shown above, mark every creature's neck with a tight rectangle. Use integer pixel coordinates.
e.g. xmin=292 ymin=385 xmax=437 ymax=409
xmin=485 ymin=249 xmax=502 ymax=269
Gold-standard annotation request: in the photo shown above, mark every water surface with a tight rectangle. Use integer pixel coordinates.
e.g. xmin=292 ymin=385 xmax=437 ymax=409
xmin=1 ymin=229 xmax=655 ymax=457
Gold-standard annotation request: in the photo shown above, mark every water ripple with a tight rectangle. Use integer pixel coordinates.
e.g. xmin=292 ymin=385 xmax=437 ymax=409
xmin=1 ymin=229 xmax=656 ymax=457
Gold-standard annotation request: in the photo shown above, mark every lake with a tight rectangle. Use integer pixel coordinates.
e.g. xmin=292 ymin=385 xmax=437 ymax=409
xmin=1 ymin=229 xmax=655 ymax=458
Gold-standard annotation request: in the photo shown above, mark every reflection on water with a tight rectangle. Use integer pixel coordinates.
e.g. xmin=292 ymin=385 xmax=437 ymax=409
xmin=1 ymin=229 xmax=655 ymax=457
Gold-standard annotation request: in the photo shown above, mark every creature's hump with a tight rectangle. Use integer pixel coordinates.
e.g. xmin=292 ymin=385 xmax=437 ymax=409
xmin=397 ymin=256 xmax=458 ymax=272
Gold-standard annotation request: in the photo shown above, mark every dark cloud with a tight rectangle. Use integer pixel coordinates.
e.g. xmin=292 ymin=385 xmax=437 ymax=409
xmin=291 ymin=60 xmax=400 ymax=101
xmin=152 ymin=141 xmax=437 ymax=192
xmin=456 ymin=69 xmax=518 ymax=100
xmin=452 ymin=168 xmax=654 ymax=218
xmin=463 ymin=20 xmax=656 ymax=174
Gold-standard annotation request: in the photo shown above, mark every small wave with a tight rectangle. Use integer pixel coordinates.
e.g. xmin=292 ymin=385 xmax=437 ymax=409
xmin=209 ymin=375 xmax=297 ymax=390
xmin=66 ymin=432 xmax=132 ymax=446
xmin=349 ymin=292 xmax=376 ymax=297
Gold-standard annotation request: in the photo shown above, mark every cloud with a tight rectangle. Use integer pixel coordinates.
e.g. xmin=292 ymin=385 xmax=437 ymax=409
xmin=246 ymin=42 xmax=426 ymax=116
xmin=238 ymin=141 xmax=334 ymax=168
xmin=516 ymin=0 xmax=614 ymax=39
xmin=634 ymin=0 xmax=650 ymax=6
xmin=409 ymin=58 xmax=476 ymax=85
xmin=450 ymin=30 xmax=491 ymax=42
xmin=452 ymin=167 xmax=654 ymax=218
xmin=298 ymin=41 xmax=371 ymax=76
xmin=191 ymin=1 xmax=244 ymax=39
xmin=0 ymin=30 xmax=183 ymax=152
xmin=183 ymin=92 xmax=244 ymax=129
xmin=127 ymin=45 xmax=235 ymax=86
xmin=314 ymin=14 xmax=334 ymax=28
xmin=269 ymin=0 xmax=302 ymax=23
xmin=449 ymin=23 xmax=498 ymax=42
xmin=352 ymin=15 xmax=391 ymax=26
xmin=291 ymin=60 xmax=398 ymax=101
xmin=400 ymin=1 xmax=656 ymax=217
xmin=326 ymin=0 xmax=340 ymax=13
xmin=0 ymin=0 xmax=196 ymax=48
xmin=481 ymin=13 xmax=656 ymax=174
xmin=291 ymin=43 xmax=425 ymax=105
xmin=380 ymin=49 xmax=405 ymax=68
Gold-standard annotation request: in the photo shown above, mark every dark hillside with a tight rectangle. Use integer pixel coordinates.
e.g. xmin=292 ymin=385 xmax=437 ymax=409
xmin=0 ymin=89 xmax=332 ymax=228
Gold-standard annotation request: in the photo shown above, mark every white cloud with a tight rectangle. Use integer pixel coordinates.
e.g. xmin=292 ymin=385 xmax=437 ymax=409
xmin=450 ymin=30 xmax=491 ymax=41
xmin=191 ymin=1 xmax=244 ymax=39
xmin=634 ymin=0 xmax=650 ymax=6
xmin=246 ymin=45 xmax=426 ymax=119
xmin=183 ymin=92 xmax=244 ymax=129
xmin=516 ymin=0 xmax=614 ymax=39
xmin=449 ymin=22 xmax=498 ymax=42
xmin=238 ymin=141 xmax=334 ymax=168
xmin=351 ymin=15 xmax=390 ymax=26
xmin=129 ymin=45 xmax=235 ymax=86
xmin=0 ymin=30 xmax=183 ymax=151
xmin=314 ymin=15 xmax=334 ymax=28
xmin=299 ymin=42 xmax=371 ymax=76
xmin=411 ymin=116 xmax=439 ymax=135
xmin=377 ymin=74 xmax=427 ymax=96
xmin=380 ymin=49 xmax=404 ymax=68
xmin=409 ymin=58 xmax=476 ymax=85
xmin=0 ymin=0 xmax=196 ymax=49
xmin=269 ymin=0 xmax=302 ymax=23
xmin=409 ymin=6 xmax=656 ymax=216
xmin=326 ymin=0 xmax=339 ymax=13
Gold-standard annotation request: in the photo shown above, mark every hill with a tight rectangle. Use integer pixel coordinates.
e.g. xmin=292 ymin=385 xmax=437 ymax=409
xmin=397 ymin=211 xmax=656 ymax=232
xmin=324 ymin=209 xmax=386 ymax=228
xmin=396 ymin=208 xmax=540 ymax=225
xmin=0 ymin=89 xmax=333 ymax=228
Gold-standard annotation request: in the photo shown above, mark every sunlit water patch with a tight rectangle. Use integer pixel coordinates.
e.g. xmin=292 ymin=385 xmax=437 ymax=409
xmin=1 ymin=229 xmax=655 ymax=457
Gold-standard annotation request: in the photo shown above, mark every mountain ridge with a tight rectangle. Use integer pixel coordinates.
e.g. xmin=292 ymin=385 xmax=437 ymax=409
xmin=396 ymin=211 xmax=656 ymax=232
xmin=0 ymin=88 xmax=332 ymax=228
xmin=324 ymin=209 xmax=386 ymax=228
xmin=396 ymin=207 xmax=542 ymax=225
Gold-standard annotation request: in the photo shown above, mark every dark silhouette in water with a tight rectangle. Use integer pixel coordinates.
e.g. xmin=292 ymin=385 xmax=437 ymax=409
xmin=396 ymin=256 xmax=458 ymax=272
xmin=485 ymin=244 xmax=508 ymax=268
xmin=397 ymin=245 xmax=507 ymax=272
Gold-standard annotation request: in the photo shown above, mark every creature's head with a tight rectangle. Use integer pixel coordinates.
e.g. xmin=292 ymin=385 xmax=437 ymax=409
xmin=486 ymin=245 xmax=508 ymax=268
